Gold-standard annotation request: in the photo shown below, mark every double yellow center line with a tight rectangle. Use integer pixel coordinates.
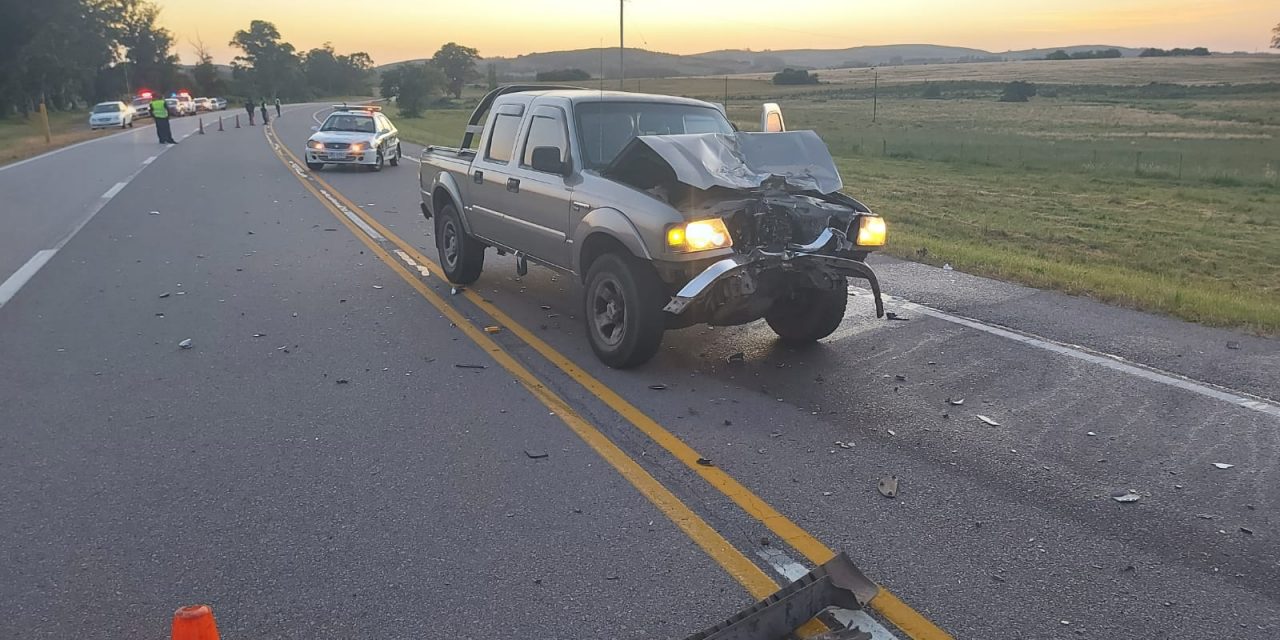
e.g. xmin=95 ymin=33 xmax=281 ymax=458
xmin=263 ymin=119 xmax=950 ymax=640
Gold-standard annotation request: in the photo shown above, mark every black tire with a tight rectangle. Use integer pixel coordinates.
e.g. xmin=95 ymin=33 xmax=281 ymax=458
xmin=435 ymin=202 xmax=484 ymax=284
xmin=388 ymin=143 xmax=400 ymax=167
xmin=306 ymin=161 xmax=323 ymax=171
xmin=583 ymin=253 xmax=666 ymax=368
xmin=371 ymin=147 xmax=384 ymax=172
xmin=765 ymin=283 xmax=848 ymax=344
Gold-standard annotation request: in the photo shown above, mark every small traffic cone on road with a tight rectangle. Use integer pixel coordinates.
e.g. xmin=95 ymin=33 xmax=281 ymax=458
xmin=171 ymin=604 xmax=219 ymax=640
xmin=198 ymin=117 xmax=205 ymax=135
xmin=217 ymin=117 xmax=224 ymax=132
xmin=234 ymin=115 xmax=240 ymax=129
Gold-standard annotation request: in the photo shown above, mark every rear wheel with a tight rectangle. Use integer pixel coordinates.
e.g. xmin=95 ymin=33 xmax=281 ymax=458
xmin=388 ymin=143 xmax=401 ymax=167
xmin=436 ymin=202 xmax=484 ymax=284
xmin=584 ymin=253 xmax=666 ymax=368
xmin=765 ymin=283 xmax=848 ymax=344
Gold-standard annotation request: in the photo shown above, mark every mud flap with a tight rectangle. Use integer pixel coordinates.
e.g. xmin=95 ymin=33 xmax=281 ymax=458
xmin=682 ymin=552 xmax=879 ymax=640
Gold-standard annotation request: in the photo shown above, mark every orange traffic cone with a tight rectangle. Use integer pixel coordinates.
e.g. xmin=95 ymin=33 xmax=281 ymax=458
xmin=171 ymin=604 xmax=219 ymax=640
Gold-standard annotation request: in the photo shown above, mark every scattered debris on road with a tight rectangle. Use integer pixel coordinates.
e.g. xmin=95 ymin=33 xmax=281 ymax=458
xmin=524 ymin=450 xmax=549 ymax=459
xmin=454 ymin=363 xmax=487 ymax=369
xmin=976 ymin=415 xmax=1001 ymax=426
xmin=1212 ymin=463 xmax=1234 ymax=469
xmin=372 ymin=285 xmax=383 ymax=289
xmin=948 ymin=397 xmax=964 ymax=405
xmin=835 ymin=441 xmax=853 ymax=449
xmin=1111 ymin=490 xmax=1142 ymax=503
xmin=943 ymin=263 xmax=953 ymax=271
xmin=177 ymin=338 xmax=192 ymax=349
xmin=335 ymin=379 xmax=349 ymax=384
xmin=696 ymin=457 xmax=714 ymax=466
xmin=895 ymin=374 xmax=907 ymax=381
xmin=649 ymin=384 xmax=668 ymax=390
xmin=159 ymin=292 xmax=171 ymax=298
xmin=1087 ymin=431 xmax=1097 ymax=436
xmin=450 ymin=286 xmax=464 ymax=295
xmin=1226 ymin=341 xmax=1240 ymax=350
xmin=1240 ymin=527 xmax=1254 ymax=535
xmin=726 ymin=351 xmax=746 ymax=363
xmin=878 ymin=476 xmax=899 ymax=498
xmin=252 ymin=333 xmax=266 ymax=338
xmin=885 ymin=312 xmax=909 ymax=321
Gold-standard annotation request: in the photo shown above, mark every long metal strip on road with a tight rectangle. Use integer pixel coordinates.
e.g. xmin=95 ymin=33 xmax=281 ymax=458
xmin=263 ymin=117 xmax=950 ymax=640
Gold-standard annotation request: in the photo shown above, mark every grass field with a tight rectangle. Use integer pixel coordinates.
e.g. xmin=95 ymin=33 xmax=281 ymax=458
xmin=393 ymin=56 xmax=1280 ymax=332
xmin=0 ymin=109 xmax=140 ymax=166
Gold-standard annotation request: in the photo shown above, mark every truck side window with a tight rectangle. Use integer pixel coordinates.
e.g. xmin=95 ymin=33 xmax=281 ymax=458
xmin=521 ymin=114 xmax=568 ymax=170
xmin=485 ymin=114 xmax=521 ymax=164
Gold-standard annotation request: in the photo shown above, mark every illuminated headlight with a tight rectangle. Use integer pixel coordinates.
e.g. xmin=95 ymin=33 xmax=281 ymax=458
xmin=856 ymin=215 xmax=887 ymax=247
xmin=349 ymin=142 xmax=366 ymax=153
xmin=667 ymin=219 xmax=732 ymax=253
xmin=308 ymin=140 xmax=324 ymax=150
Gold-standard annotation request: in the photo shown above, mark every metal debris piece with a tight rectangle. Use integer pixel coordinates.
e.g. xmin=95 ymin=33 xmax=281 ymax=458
xmin=149 ymin=210 xmax=160 ymax=215
xmin=178 ymin=338 xmax=192 ymax=349
xmin=1226 ymin=341 xmax=1240 ymax=350
xmin=976 ymin=414 xmax=1001 ymax=426
xmin=726 ymin=352 xmax=746 ymax=363
xmin=159 ymin=292 xmax=171 ymax=298
xmin=649 ymin=384 xmax=668 ymax=390
xmin=454 ymin=363 xmax=486 ymax=369
xmin=886 ymin=429 xmax=897 ymax=436
xmin=451 ymin=286 xmax=463 ymax=295
xmin=372 ymin=285 xmax=384 ymax=289
xmin=1196 ymin=513 xmax=1216 ymax=520
xmin=1212 ymin=463 xmax=1234 ymax=469
xmin=1240 ymin=527 xmax=1254 ymax=535
xmin=524 ymin=449 xmax=549 ymax=459
xmin=835 ymin=441 xmax=853 ymax=449
xmin=1111 ymin=490 xmax=1142 ymax=503
xmin=942 ymin=263 xmax=953 ymax=271
xmin=252 ymin=333 xmax=266 ymax=338
xmin=335 ymin=379 xmax=350 ymax=384
xmin=696 ymin=457 xmax=714 ymax=466
xmin=885 ymin=311 xmax=908 ymax=321
xmin=894 ymin=374 xmax=906 ymax=381
xmin=948 ymin=398 xmax=964 ymax=405
xmin=877 ymin=476 xmax=899 ymax=498
xmin=484 ymin=326 xmax=502 ymax=334
xmin=540 ymin=305 xmax=552 ymax=310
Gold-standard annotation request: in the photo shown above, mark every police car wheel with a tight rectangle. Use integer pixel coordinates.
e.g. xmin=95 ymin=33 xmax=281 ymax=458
xmin=371 ymin=148 xmax=383 ymax=172
xmin=306 ymin=161 xmax=323 ymax=171
xmin=388 ymin=144 xmax=400 ymax=167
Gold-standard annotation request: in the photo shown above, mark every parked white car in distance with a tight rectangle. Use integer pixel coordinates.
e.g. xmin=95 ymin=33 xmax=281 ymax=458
xmin=194 ymin=97 xmax=212 ymax=112
xmin=131 ymin=96 xmax=152 ymax=118
xmin=89 ymin=101 xmax=134 ymax=129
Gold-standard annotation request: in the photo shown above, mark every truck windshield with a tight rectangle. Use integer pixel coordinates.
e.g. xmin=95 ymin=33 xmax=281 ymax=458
xmin=575 ymin=102 xmax=733 ymax=170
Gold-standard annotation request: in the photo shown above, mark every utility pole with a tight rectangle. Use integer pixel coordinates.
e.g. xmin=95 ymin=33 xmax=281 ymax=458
xmin=872 ymin=67 xmax=878 ymax=123
xmin=618 ymin=0 xmax=625 ymax=91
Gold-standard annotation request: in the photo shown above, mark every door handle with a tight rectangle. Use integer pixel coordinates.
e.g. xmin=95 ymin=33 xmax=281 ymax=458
xmin=473 ymin=170 xmax=483 ymax=184
xmin=506 ymin=178 xmax=520 ymax=193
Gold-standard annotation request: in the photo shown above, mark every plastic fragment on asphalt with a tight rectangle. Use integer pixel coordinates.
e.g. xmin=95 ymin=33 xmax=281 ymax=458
xmin=454 ymin=363 xmax=487 ymax=369
xmin=894 ymin=374 xmax=906 ymax=381
xmin=942 ymin=263 xmax=953 ymax=271
xmin=1241 ymin=527 xmax=1254 ymax=535
xmin=540 ymin=305 xmax=552 ymax=310
xmin=696 ymin=457 xmax=713 ymax=466
xmin=948 ymin=398 xmax=964 ymax=405
xmin=649 ymin=384 xmax=668 ymax=390
xmin=372 ymin=285 xmax=383 ymax=289
xmin=252 ymin=333 xmax=266 ymax=337
xmin=484 ymin=326 xmax=501 ymax=334
xmin=1111 ymin=490 xmax=1142 ymax=503
xmin=178 ymin=338 xmax=192 ymax=349
xmin=1226 ymin=341 xmax=1240 ymax=350
xmin=726 ymin=352 xmax=746 ymax=363
xmin=887 ymin=430 xmax=897 ymax=436
xmin=835 ymin=441 xmax=853 ymax=449
xmin=335 ymin=379 xmax=349 ymax=384
xmin=1197 ymin=513 xmax=1216 ymax=519
xmin=1212 ymin=463 xmax=1234 ymax=469
xmin=159 ymin=292 xmax=171 ymax=298
xmin=976 ymin=414 xmax=1000 ymax=426
xmin=149 ymin=210 xmax=160 ymax=215
xmin=524 ymin=450 xmax=548 ymax=459
xmin=885 ymin=311 xmax=908 ymax=321
xmin=450 ymin=286 xmax=463 ymax=295
xmin=878 ymin=476 xmax=899 ymax=498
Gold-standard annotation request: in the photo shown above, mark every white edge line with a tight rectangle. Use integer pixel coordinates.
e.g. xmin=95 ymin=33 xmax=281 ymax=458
xmin=853 ymin=285 xmax=1280 ymax=418
xmin=0 ymin=124 xmax=146 ymax=173
xmin=0 ymin=250 xmax=58 ymax=308
xmin=101 ymin=182 xmax=126 ymax=199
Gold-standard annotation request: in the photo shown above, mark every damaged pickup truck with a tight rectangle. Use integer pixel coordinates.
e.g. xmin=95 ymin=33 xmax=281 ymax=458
xmin=419 ymin=86 xmax=887 ymax=368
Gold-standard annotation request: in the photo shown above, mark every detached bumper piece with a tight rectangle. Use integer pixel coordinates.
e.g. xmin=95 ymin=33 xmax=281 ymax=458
xmin=663 ymin=228 xmax=884 ymax=318
xmin=682 ymin=552 xmax=880 ymax=640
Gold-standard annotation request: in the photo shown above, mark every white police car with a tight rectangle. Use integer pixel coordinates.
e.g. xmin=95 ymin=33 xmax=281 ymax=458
xmin=305 ymin=105 xmax=402 ymax=171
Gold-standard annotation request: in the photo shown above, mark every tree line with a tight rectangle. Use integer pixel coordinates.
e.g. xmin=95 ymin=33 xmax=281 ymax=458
xmin=1 ymin=5 xmax=376 ymax=118
xmin=1044 ymin=49 xmax=1122 ymax=60
xmin=378 ymin=43 xmax=480 ymax=117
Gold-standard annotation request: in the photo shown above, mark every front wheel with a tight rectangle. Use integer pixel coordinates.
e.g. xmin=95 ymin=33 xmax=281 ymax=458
xmin=765 ymin=284 xmax=848 ymax=344
xmin=584 ymin=253 xmax=666 ymax=368
xmin=371 ymin=147 xmax=384 ymax=172
xmin=436 ymin=202 xmax=484 ymax=284
xmin=306 ymin=161 xmax=323 ymax=171
xmin=388 ymin=144 xmax=400 ymax=167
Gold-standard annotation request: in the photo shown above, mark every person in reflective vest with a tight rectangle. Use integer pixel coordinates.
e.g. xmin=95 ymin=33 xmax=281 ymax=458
xmin=150 ymin=95 xmax=177 ymax=144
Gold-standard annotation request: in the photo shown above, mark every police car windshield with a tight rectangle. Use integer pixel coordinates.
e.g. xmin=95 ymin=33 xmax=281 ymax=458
xmin=322 ymin=114 xmax=375 ymax=133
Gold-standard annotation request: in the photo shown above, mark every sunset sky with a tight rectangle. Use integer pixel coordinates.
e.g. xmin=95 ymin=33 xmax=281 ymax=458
xmin=159 ymin=0 xmax=1280 ymax=66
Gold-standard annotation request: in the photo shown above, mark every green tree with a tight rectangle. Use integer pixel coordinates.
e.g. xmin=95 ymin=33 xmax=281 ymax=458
xmin=379 ymin=67 xmax=402 ymax=101
xmin=999 ymin=80 xmax=1037 ymax=103
xmin=1273 ymin=23 xmax=1280 ymax=48
xmin=487 ymin=63 xmax=498 ymax=91
xmin=396 ymin=63 xmax=446 ymax=117
xmin=229 ymin=20 xmax=302 ymax=99
xmin=118 ymin=1 xmax=179 ymax=92
xmin=431 ymin=42 xmax=479 ymax=99
xmin=190 ymin=36 xmax=223 ymax=96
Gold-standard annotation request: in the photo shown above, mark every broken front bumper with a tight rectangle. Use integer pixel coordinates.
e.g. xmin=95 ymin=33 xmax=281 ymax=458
xmin=663 ymin=228 xmax=884 ymax=317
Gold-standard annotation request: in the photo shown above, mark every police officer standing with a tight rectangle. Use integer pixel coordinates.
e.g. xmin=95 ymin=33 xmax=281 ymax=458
xmin=274 ymin=97 xmax=282 ymax=118
xmin=245 ymin=98 xmax=256 ymax=126
xmin=259 ymin=99 xmax=270 ymax=125
xmin=150 ymin=94 xmax=177 ymax=144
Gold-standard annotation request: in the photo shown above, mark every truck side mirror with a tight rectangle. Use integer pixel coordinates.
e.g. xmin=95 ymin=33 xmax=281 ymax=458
xmin=761 ymin=103 xmax=785 ymax=132
xmin=530 ymin=146 xmax=569 ymax=176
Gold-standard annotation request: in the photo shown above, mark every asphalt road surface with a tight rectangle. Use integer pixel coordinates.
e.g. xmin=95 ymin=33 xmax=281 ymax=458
xmin=2 ymin=103 xmax=1277 ymax=639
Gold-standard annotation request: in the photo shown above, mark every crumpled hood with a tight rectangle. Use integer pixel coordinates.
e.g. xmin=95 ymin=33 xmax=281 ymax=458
xmin=604 ymin=130 xmax=843 ymax=194
xmin=309 ymin=131 xmax=375 ymax=144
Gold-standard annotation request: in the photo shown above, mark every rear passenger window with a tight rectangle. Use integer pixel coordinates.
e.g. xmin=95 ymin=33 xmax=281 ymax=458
xmin=486 ymin=114 xmax=521 ymax=163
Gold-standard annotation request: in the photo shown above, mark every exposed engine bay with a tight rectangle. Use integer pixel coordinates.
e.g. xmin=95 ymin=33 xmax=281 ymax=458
xmin=604 ymin=130 xmax=884 ymax=328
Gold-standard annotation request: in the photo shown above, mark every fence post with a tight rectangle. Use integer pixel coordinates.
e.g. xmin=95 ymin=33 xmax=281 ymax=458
xmin=38 ymin=101 xmax=52 ymax=144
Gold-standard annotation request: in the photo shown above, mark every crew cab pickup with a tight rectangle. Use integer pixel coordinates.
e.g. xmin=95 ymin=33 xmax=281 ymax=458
xmin=419 ymin=86 xmax=887 ymax=368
